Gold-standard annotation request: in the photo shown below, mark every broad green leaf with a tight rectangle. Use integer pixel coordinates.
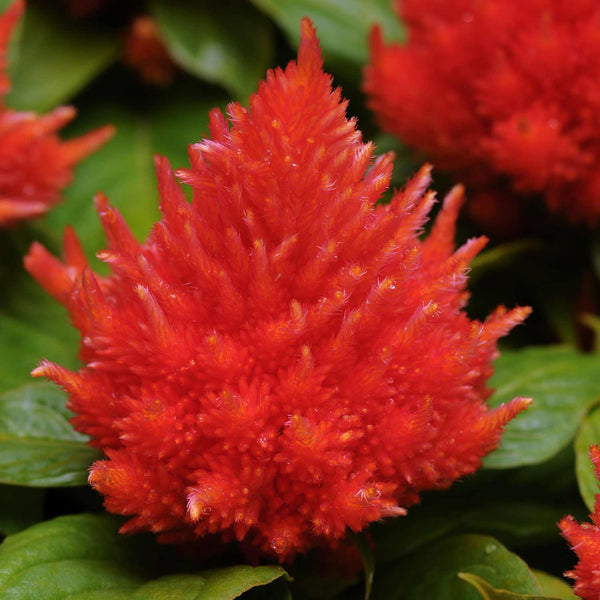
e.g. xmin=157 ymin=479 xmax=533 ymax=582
xmin=0 ymin=514 xmax=288 ymax=599
xmin=373 ymin=500 xmax=567 ymax=565
xmin=6 ymin=2 xmax=118 ymax=112
xmin=0 ymin=229 xmax=80 ymax=391
xmin=0 ymin=383 xmax=99 ymax=486
xmin=0 ymin=485 xmax=44 ymax=535
xmin=532 ymin=571 xmax=576 ymax=600
xmin=249 ymin=0 xmax=405 ymax=81
xmin=0 ymin=299 xmax=78 ymax=393
xmin=575 ymin=405 xmax=600 ymax=511
xmin=0 ymin=514 xmax=144 ymax=599
xmin=371 ymin=534 xmax=540 ymax=600
xmin=459 ymin=573 xmax=560 ymax=600
xmin=130 ymin=568 xmax=288 ymax=599
xmin=484 ymin=346 xmax=599 ymax=468
xmin=152 ymin=0 xmax=274 ymax=99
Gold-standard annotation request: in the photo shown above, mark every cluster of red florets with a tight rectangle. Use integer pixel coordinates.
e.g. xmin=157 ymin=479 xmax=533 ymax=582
xmin=25 ymin=20 xmax=529 ymax=560
xmin=560 ymin=446 xmax=600 ymax=600
xmin=0 ymin=1 xmax=112 ymax=227
xmin=364 ymin=0 xmax=600 ymax=225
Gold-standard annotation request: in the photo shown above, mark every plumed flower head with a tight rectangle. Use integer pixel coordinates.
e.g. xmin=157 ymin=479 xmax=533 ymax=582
xmin=25 ymin=20 xmax=530 ymax=561
xmin=0 ymin=0 xmax=113 ymax=226
xmin=364 ymin=0 xmax=600 ymax=225
xmin=560 ymin=446 xmax=600 ymax=599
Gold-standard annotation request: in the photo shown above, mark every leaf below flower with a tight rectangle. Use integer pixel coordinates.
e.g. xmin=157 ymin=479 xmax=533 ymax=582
xmin=484 ymin=346 xmax=600 ymax=469
xmin=0 ymin=383 xmax=99 ymax=486
xmin=0 ymin=513 xmax=289 ymax=599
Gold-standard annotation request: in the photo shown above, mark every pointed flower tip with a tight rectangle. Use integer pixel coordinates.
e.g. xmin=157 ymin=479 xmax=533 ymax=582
xmin=299 ymin=17 xmax=318 ymax=46
xmin=368 ymin=23 xmax=384 ymax=54
xmin=6 ymin=0 xmax=23 ymax=21
xmin=93 ymin=191 xmax=110 ymax=214
xmin=491 ymin=396 xmax=533 ymax=428
xmin=513 ymin=396 xmax=533 ymax=412
xmin=31 ymin=360 xmax=51 ymax=378
xmin=382 ymin=506 xmax=407 ymax=518
xmin=2 ymin=0 xmax=24 ymax=31
xmin=589 ymin=445 xmax=600 ymax=480
xmin=298 ymin=17 xmax=322 ymax=71
xmin=154 ymin=154 xmax=169 ymax=170
xmin=92 ymin=124 xmax=115 ymax=146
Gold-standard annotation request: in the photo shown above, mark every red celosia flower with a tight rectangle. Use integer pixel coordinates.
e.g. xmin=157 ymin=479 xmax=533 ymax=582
xmin=560 ymin=446 xmax=600 ymax=599
xmin=123 ymin=16 xmax=175 ymax=86
xmin=364 ymin=0 xmax=600 ymax=224
xmin=0 ymin=0 xmax=113 ymax=226
xmin=25 ymin=19 xmax=530 ymax=561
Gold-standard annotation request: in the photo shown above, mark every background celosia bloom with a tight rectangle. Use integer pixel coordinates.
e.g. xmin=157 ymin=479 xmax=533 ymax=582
xmin=25 ymin=19 xmax=530 ymax=560
xmin=560 ymin=446 xmax=600 ymax=599
xmin=123 ymin=16 xmax=175 ymax=85
xmin=0 ymin=0 xmax=113 ymax=226
xmin=364 ymin=0 xmax=600 ymax=225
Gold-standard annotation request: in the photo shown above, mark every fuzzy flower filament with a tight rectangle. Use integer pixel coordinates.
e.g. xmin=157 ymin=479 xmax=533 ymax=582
xmin=26 ymin=20 xmax=530 ymax=560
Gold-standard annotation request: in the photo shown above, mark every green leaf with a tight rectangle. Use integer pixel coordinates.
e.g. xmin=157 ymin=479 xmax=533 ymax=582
xmin=574 ymin=405 xmax=600 ymax=511
xmin=249 ymin=0 xmax=404 ymax=80
xmin=6 ymin=2 xmax=118 ymax=112
xmin=130 ymin=568 xmax=289 ymax=599
xmin=373 ymin=500 xmax=569 ymax=565
xmin=371 ymin=534 xmax=541 ymax=600
xmin=0 ymin=301 xmax=78 ymax=393
xmin=152 ymin=0 xmax=274 ymax=100
xmin=0 ymin=514 xmax=288 ymax=599
xmin=0 ymin=514 xmax=144 ymax=599
xmin=532 ymin=571 xmax=576 ymax=600
xmin=0 ymin=383 xmax=99 ymax=486
xmin=459 ymin=573 xmax=560 ymax=600
xmin=0 ymin=228 xmax=80 ymax=391
xmin=483 ymin=346 xmax=600 ymax=469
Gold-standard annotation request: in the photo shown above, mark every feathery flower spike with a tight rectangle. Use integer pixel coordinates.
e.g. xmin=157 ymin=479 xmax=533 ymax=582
xmin=365 ymin=0 xmax=600 ymax=225
xmin=26 ymin=19 xmax=530 ymax=561
xmin=560 ymin=446 xmax=600 ymax=599
xmin=0 ymin=0 xmax=113 ymax=226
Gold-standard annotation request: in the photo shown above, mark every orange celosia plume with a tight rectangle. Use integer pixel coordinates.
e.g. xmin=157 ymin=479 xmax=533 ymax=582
xmin=0 ymin=0 xmax=113 ymax=226
xmin=25 ymin=19 xmax=530 ymax=560
xmin=364 ymin=0 xmax=600 ymax=225
xmin=560 ymin=446 xmax=600 ymax=599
